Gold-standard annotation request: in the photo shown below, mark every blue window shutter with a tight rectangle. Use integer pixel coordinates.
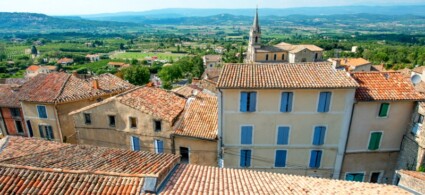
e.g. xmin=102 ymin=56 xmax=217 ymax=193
xmin=309 ymin=150 xmax=318 ymax=167
xmin=246 ymin=150 xmax=251 ymax=167
xmin=37 ymin=106 xmax=47 ymax=118
xmin=240 ymin=150 xmax=246 ymax=167
xmin=319 ymin=127 xmax=326 ymax=145
xmin=280 ymin=92 xmax=293 ymax=112
xmin=287 ymin=92 xmax=293 ymax=112
xmin=38 ymin=125 xmax=45 ymax=138
xmin=275 ymin=150 xmax=287 ymax=167
xmin=313 ymin=127 xmax=321 ymax=145
xmin=318 ymin=92 xmax=326 ymax=112
xmin=240 ymin=92 xmax=248 ymax=112
xmin=346 ymin=174 xmax=355 ymax=181
xmin=158 ymin=140 xmax=164 ymax=153
xmin=241 ymin=126 xmax=253 ymax=144
xmin=277 ymin=127 xmax=289 ymax=145
xmin=324 ymin=92 xmax=332 ymax=112
xmin=316 ymin=151 xmax=322 ymax=167
xmin=47 ymin=126 xmax=54 ymax=140
xmin=132 ymin=136 xmax=140 ymax=151
xmin=249 ymin=92 xmax=257 ymax=112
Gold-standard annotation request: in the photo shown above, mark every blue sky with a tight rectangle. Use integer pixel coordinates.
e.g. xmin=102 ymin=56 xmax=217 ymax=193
xmin=0 ymin=0 xmax=424 ymax=15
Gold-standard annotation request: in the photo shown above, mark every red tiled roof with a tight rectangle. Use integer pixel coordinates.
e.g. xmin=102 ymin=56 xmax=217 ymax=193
xmin=118 ymin=87 xmax=186 ymax=123
xmin=19 ymin=73 xmax=134 ymax=104
xmin=351 ymin=72 xmax=425 ymax=101
xmin=0 ymin=85 xmax=21 ymax=108
xmin=174 ymin=93 xmax=218 ymax=140
xmin=333 ymin=58 xmax=371 ymax=67
xmin=26 ymin=65 xmax=40 ymax=71
xmin=0 ymin=164 xmax=145 ymax=195
xmin=172 ymin=85 xmax=203 ymax=98
xmin=57 ymin=58 xmax=74 ymax=64
xmin=202 ymin=67 xmax=221 ymax=82
xmin=218 ymin=63 xmax=359 ymax=89
xmin=398 ymin=170 xmax=425 ymax=181
xmin=160 ymin=164 xmax=409 ymax=194
xmin=204 ymin=55 xmax=222 ymax=62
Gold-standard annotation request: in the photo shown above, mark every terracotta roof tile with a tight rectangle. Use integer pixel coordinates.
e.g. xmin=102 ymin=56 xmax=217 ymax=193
xmin=202 ymin=67 xmax=221 ymax=82
xmin=0 ymin=78 xmax=28 ymax=85
xmin=172 ymin=85 xmax=203 ymax=98
xmin=57 ymin=58 xmax=74 ymax=64
xmin=218 ymin=63 xmax=359 ymax=89
xmin=175 ymin=93 xmax=218 ymax=140
xmin=203 ymin=55 xmax=222 ymax=62
xmin=334 ymin=58 xmax=371 ymax=67
xmin=351 ymin=72 xmax=425 ymax=101
xmin=160 ymin=164 xmax=409 ymax=194
xmin=0 ymin=85 xmax=21 ymax=107
xmin=26 ymin=65 xmax=40 ymax=71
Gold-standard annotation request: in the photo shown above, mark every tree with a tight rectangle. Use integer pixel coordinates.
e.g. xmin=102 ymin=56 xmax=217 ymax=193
xmin=31 ymin=45 xmax=38 ymax=55
xmin=158 ymin=65 xmax=182 ymax=83
xmin=0 ymin=43 xmax=6 ymax=62
xmin=119 ymin=43 xmax=125 ymax=51
xmin=122 ymin=66 xmax=150 ymax=85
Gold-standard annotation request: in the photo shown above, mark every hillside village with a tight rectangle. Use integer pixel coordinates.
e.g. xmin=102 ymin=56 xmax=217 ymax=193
xmin=0 ymin=9 xmax=425 ymax=194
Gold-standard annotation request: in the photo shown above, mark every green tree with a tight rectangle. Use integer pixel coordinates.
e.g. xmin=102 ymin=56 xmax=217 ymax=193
xmin=158 ymin=65 xmax=182 ymax=83
xmin=122 ymin=66 xmax=150 ymax=85
xmin=31 ymin=45 xmax=38 ymax=55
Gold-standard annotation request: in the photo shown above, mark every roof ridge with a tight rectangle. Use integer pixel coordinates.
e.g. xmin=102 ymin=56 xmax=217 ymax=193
xmin=53 ymin=73 xmax=72 ymax=103
xmin=0 ymin=163 xmax=158 ymax=178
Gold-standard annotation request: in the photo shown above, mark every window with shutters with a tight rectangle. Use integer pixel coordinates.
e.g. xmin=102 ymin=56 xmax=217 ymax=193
xmin=378 ymin=103 xmax=390 ymax=117
xmin=38 ymin=125 xmax=54 ymax=141
xmin=317 ymin=92 xmax=332 ymax=113
xmin=280 ymin=92 xmax=293 ymax=112
xmin=345 ymin=173 xmax=364 ymax=182
xmin=368 ymin=132 xmax=382 ymax=150
xmin=313 ymin=126 xmax=326 ymax=145
xmin=131 ymin=136 xmax=141 ymax=151
xmin=241 ymin=126 xmax=253 ymax=145
xmin=36 ymin=105 xmax=48 ymax=119
xmin=275 ymin=150 xmax=287 ymax=167
xmin=155 ymin=139 xmax=164 ymax=154
xmin=240 ymin=149 xmax=251 ymax=167
xmin=277 ymin=126 xmax=290 ymax=145
xmin=309 ymin=150 xmax=322 ymax=168
xmin=240 ymin=92 xmax=257 ymax=112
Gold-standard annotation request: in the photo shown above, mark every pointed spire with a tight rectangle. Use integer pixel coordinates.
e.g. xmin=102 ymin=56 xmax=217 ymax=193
xmin=252 ymin=6 xmax=260 ymax=33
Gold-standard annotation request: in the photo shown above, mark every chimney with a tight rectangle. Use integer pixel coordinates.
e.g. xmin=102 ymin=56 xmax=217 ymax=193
xmin=92 ymin=79 xmax=99 ymax=89
xmin=332 ymin=59 xmax=341 ymax=69
xmin=72 ymin=71 xmax=78 ymax=77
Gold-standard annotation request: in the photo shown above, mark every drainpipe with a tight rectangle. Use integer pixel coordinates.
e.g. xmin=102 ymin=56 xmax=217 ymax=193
xmin=338 ymin=100 xmax=357 ymax=179
xmin=54 ymin=103 xmax=64 ymax=143
xmin=218 ymin=88 xmax=224 ymax=168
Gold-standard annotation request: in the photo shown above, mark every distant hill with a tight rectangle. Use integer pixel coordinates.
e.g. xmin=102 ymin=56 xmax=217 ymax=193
xmin=81 ymin=5 xmax=425 ymax=20
xmin=0 ymin=12 xmax=136 ymax=32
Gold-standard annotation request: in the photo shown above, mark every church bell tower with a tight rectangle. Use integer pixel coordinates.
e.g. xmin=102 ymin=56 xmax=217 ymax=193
xmin=249 ymin=7 xmax=261 ymax=48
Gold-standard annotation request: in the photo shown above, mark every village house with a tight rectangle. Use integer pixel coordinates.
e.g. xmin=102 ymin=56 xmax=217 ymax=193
xmin=328 ymin=58 xmax=372 ymax=72
xmin=18 ymin=72 xmax=134 ymax=143
xmin=203 ymin=55 xmax=222 ymax=69
xmin=217 ymin=63 xmax=359 ymax=178
xmin=246 ymin=9 xmax=323 ymax=63
xmin=57 ymin=57 xmax=74 ymax=66
xmin=0 ymin=136 xmax=410 ymax=194
xmin=395 ymin=170 xmax=425 ymax=194
xmin=25 ymin=65 xmax=56 ymax=78
xmin=0 ymin=85 xmax=28 ymax=137
xmin=85 ymin=54 xmax=100 ymax=62
xmin=107 ymin=61 xmax=131 ymax=69
xmin=341 ymin=72 xmax=425 ymax=184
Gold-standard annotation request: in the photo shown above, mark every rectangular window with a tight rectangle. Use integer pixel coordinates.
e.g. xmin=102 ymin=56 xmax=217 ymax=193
xmin=154 ymin=120 xmax=162 ymax=132
xmin=370 ymin=172 xmax=381 ymax=183
xmin=368 ymin=132 xmax=382 ymax=150
xmin=15 ymin=120 xmax=24 ymax=134
xmin=346 ymin=173 xmax=364 ymax=182
xmin=313 ymin=126 xmax=326 ymax=145
xmin=38 ymin=125 xmax=54 ymax=140
xmin=417 ymin=114 xmax=424 ymax=124
xmin=309 ymin=150 xmax=322 ymax=168
xmin=277 ymin=126 xmax=290 ymax=145
xmin=131 ymin=136 xmax=141 ymax=151
xmin=241 ymin=126 xmax=253 ymax=145
xmin=317 ymin=92 xmax=332 ymax=113
xmin=84 ymin=113 xmax=91 ymax=125
xmin=378 ymin=103 xmax=390 ymax=117
xmin=130 ymin=117 xmax=137 ymax=128
xmin=108 ymin=115 xmax=116 ymax=127
xmin=240 ymin=149 xmax=251 ymax=167
xmin=10 ymin=108 xmax=20 ymax=118
xmin=275 ymin=150 xmax=287 ymax=167
xmin=37 ymin=105 xmax=47 ymax=119
xmin=155 ymin=140 xmax=164 ymax=154
xmin=280 ymin=92 xmax=293 ymax=112
xmin=180 ymin=147 xmax=189 ymax=163
xmin=240 ymin=92 xmax=257 ymax=112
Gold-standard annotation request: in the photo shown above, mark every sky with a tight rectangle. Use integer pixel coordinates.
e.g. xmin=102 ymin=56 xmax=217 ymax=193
xmin=0 ymin=0 xmax=424 ymax=15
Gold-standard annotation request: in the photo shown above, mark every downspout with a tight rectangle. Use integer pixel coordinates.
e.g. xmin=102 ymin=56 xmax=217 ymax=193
xmin=338 ymin=101 xmax=356 ymax=179
xmin=218 ymin=88 xmax=224 ymax=168
xmin=54 ymin=103 xmax=64 ymax=143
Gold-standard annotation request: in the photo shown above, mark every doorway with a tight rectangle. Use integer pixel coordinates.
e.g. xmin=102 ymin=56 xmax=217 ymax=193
xmin=180 ymin=147 xmax=189 ymax=163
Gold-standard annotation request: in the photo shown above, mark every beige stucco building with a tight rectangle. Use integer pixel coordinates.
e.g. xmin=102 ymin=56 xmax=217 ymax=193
xmin=246 ymin=9 xmax=323 ymax=64
xmin=342 ymin=72 xmax=425 ymax=184
xmin=19 ymin=72 xmax=133 ymax=143
xmin=217 ymin=63 xmax=359 ymax=178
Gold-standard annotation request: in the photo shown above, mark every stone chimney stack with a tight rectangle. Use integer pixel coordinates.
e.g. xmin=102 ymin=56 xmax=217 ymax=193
xmin=92 ymin=79 xmax=99 ymax=89
xmin=332 ymin=59 xmax=341 ymax=69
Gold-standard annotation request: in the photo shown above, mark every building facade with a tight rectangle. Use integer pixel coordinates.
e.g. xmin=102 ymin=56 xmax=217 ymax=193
xmin=341 ymin=72 xmax=425 ymax=184
xmin=0 ymin=85 xmax=29 ymax=137
xmin=246 ymin=9 xmax=323 ymax=63
xmin=217 ymin=63 xmax=358 ymax=178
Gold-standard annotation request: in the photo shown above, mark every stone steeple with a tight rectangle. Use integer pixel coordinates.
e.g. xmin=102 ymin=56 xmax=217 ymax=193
xmin=249 ymin=7 xmax=261 ymax=48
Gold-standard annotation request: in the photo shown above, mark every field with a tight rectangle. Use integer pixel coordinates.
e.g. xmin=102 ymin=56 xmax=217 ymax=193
xmin=110 ymin=52 xmax=187 ymax=61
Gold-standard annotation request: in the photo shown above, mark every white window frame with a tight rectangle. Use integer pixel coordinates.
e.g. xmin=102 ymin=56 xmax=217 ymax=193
xmin=278 ymin=91 xmax=295 ymax=113
xmin=36 ymin=105 xmax=48 ymax=119
xmin=309 ymin=149 xmax=323 ymax=169
xmin=311 ymin=125 xmax=328 ymax=146
xmin=377 ymin=103 xmax=390 ymax=119
xmin=367 ymin=131 xmax=384 ymax=151
xmin=154 ymin=139 xmax=164 ymax=154
xmin=239 ymin=91 xmax=258 ymax=113
xmin=239 ymin=124 xmax=254 ymax=145
xmin=275 ymin=125 xmax=291 ymax=145
xmin=344 ymin=171 xmax=366 ymax=182
xmin=273 ymin=149 xmax=288 ymax=168
xmin=239 ymin=148 xmax=253 ymax=168
xmin=316 ymin=91 xmax=333 ymax=113
xmin=369 ymin=171 xmax=384 ymax=183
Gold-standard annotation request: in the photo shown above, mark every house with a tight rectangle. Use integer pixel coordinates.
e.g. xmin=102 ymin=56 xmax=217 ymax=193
xmin=70 ymin=86 xmax=186 ymax=154
xmin=328 ymin=58 xmax=372 ymax=72
xmin=25 ymin=65 xmax=56 ymax=78
xmin=217 ymin=63 xmax=359 ymax=178
xmin=342 ymin=72 xmax=425 ymax=184
xmin=57 ymin=58 xmax=74 ymax=65
xmin=107 ymin=61 xmax=130 ymax=69
xmin=0 ymin=136 xmax=410 ymax=194
xmin=0 ymin=85 xmax=28 ymax=137
xmin=246 ymin=9 xmax=323 ymax=63
xmin=18 ymin=72 xmax=134 ymax=143
xmin=395 ymin=170 xmax=425 ymax=194
xmin=214 ymin=46 xmax=225 ymax=54
xmin=85 ymin=54 xmax=100 ymax=62
xmin=203 ymin=55 xmax=222 ymax=69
